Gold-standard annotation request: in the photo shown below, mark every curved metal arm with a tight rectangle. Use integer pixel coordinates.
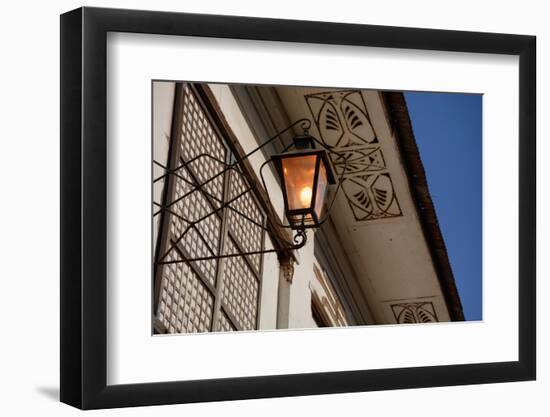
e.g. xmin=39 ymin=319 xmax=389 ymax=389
xmin=237 ymin=118 xmax=311 ymax=163
xmin=154 ymin=118 xmax=311 ymax=214
xmin=156 ymin=228 xmax=307 ymax=265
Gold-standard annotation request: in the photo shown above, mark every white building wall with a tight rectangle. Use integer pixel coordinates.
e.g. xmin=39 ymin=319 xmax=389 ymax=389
xmin=152 ymin=82 xmax=175 ymax=248
xmin=287 ymin=235 xmax=318 ymax=329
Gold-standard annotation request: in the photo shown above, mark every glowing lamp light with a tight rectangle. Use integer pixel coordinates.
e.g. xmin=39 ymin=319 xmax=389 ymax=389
xmin=299 ymin=186 xmax=313 ymax=206
xmin=272 ymin=134 xmax=336 ymax=229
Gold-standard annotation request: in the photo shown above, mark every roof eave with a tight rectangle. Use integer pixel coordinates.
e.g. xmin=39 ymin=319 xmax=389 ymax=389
xmin=383 ymin=91 xmax=466 ymax=322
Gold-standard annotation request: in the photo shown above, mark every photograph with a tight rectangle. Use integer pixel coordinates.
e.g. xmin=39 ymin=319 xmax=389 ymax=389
xmin=152 ymin=81 xmax=482 ymax=334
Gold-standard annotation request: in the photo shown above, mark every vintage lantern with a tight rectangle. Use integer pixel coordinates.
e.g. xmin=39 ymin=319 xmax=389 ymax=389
xmin=272 ymin=134 xmax=336 ymax=229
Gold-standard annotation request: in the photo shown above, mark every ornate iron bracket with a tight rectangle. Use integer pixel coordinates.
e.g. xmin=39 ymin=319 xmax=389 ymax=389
xmin=154 ymin=118 xmax=349 ymax=265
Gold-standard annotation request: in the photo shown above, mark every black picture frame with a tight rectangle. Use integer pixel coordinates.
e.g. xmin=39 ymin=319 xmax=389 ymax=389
xmin=60 ymin=6 xmax=536 ymax=410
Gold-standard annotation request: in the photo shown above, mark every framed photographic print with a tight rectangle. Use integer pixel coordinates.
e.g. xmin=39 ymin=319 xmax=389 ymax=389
xmin=60 ymin=6 xmax=536 ymax=410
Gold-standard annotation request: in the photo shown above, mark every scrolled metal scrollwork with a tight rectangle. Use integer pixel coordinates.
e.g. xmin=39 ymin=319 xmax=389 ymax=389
xmin=292 ymin=228 xmax=307 ymax=249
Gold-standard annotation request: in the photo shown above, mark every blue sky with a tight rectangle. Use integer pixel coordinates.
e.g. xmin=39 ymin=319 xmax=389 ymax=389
xmin=404 ymin=92 xmax=482 ymax=321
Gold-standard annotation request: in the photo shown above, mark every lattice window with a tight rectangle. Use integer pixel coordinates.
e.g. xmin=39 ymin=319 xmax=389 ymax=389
xmin=154 ymin=83 xmax=266 ymax=334
xmin=227 ymin=170 xmax=264 ymax=273
xmin=157 ymin=250 xmax=215 ymax=333
xmin=218 ymin=311 xmax=236 ymax=332
xmin=169 ymin=169 xmax=221 ymax=286
xmin=222 ymin=238 xmax=260 ymax=330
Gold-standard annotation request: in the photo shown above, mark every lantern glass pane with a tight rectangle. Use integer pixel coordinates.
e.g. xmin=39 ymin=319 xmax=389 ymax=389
xmin=281 ymin=155 xmax=317 ymax=211
xmin=314 ymin=160 xmax=328 ymax=219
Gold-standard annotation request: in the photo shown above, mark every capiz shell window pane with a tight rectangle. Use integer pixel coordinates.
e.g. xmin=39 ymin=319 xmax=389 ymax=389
xmin=314 ymin=161 xmax=328 ymax=219
xmin=281 ymin=154 xmax=317 ymax=210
